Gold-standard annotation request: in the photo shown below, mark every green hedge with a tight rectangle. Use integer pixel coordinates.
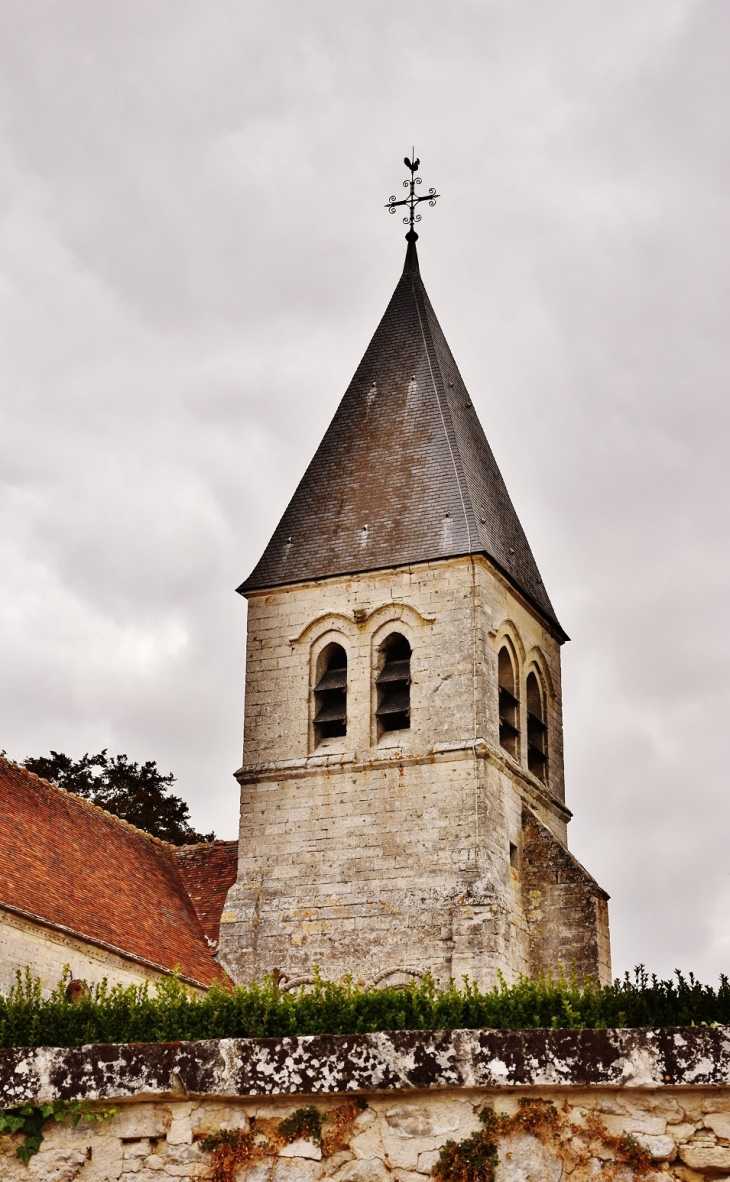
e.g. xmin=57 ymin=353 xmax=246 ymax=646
xmin=1 ymin=968 xmax=728 ymax=1049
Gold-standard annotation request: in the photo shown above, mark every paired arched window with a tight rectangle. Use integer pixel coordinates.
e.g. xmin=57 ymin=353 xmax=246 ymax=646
xmin=497 ymin=644 xmax=549 ymax=782
xmin=497 ymin=646 xmax=520 ymax=758
xmin=311 ymin=631 xmax=414 ymax=746
xmin=313 ymin=642 xmax=347 ymax=742
xmin=526 ymin=671 xmax=547 ymax=782
xmin=376 ymin=633 xmax=411 ymax=732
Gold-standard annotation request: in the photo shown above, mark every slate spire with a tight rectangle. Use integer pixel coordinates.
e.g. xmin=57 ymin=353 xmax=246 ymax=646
xmin=240 ymin=241 xmax=566 ymax=640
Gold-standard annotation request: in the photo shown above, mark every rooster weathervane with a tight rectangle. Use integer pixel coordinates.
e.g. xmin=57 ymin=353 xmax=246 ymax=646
xmin=385 ymin=152 xmax=440 ymax=240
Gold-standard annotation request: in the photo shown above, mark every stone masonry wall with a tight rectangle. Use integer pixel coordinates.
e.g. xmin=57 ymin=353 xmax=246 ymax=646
xmin=0 ymin=907 xmax=171 ymax=998
xmin=2 ymin=1028 xmax=730 ymax=1181
xmin=521 ymin=810 xmax=612 ymax=988
xmin=219 ymin=555 xmax=608 ymax=989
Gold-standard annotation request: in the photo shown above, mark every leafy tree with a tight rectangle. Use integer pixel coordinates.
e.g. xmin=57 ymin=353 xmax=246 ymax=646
xmin=21 ymin=750 xmax=214 ymax=845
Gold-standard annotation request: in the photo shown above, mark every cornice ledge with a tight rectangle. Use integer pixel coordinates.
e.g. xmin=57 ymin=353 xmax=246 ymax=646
xmin=236 ymin=741 xmax=572 ymax=823
xmin=3 ymin=1027 xmax=730 ymax=1105
xmin=479 ymin=744 xmax=573 ymax=822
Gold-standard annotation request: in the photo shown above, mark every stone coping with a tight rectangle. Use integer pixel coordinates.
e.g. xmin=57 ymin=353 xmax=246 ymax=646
xmin=2 ymin=1027 xmax=730 ymax=1107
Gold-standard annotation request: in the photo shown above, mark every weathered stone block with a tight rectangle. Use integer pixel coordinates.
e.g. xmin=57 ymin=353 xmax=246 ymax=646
xmin=331 ymin=1160 xmax=391 ymax=1182
xmin=494 ymin=1131 xmax=562 ymax=1181
xmin=704 ymin=1097 xmax=730 ymax=1113
xmin=190 ymin=1103 xmax=250 ymax=1136
xmin=268 ymin=1158 xmax=324 ymax=1182
xmin=109 ymin=1104 xmax=171 ymax=1140
xmin=280 ymin=1139 xmax=323 ymax=1160
xmin=27 ymin=1149 xmax=87 ymax=1182
xmin=632 ymin=1132 xmax=676 ymax=1161
xmin=164 ymin=1143 xmax=205 ymax=1165
xmin=166 ymin=1103 xmax=193 ymax=1145
xmin=601 ymin=1113 xmax=667 ymax=1137
xmin=669 ymin=1123 xmax=698 ymax=1142
xmin=122 ymin=1171 xmax=173 ymax=1182
xmin=416 ymin=1149 xmax=441 ymax=1174
xmin=706 ymin=1111 xmax=730 ymax=1136
xmin=123 ymin=1139 xmax=151 ymax=1160
xmin=672 ymin=1169 xmax=706 ymax=1182
xmin=680 ymin=1143 xmax=730 ymax=1170
xmin=383 ymin=1104 xmax=459 ymax=1138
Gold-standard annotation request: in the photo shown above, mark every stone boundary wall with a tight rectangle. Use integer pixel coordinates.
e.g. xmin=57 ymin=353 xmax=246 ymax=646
xmin=2 ymin=1028 xmax=730 ymax=1180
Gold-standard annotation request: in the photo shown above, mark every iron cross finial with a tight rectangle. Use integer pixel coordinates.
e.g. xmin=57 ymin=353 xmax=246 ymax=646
xmin=385 ymin=150 xmax=440 ymax=240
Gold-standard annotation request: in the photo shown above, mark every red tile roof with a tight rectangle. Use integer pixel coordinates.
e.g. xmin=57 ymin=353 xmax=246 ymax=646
xmin=174 ymin=841 xmax=238 ymax=947
xmin=0 ymin=757 xmax=225 ymax=987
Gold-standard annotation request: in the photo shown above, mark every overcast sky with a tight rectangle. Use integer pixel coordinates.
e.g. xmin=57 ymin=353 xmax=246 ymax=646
xmin=1 ymin=0 xmax=729 ymax=983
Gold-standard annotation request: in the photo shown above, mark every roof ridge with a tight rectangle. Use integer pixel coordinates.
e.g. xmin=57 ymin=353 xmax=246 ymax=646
xmin=0 ymin=755 xmax=174 ymax=851
xmin=407 ymin=268 xmax=480 ymax=552
xmin=175 ymin=838 xmax=238 ymax=852
xmin=418 ymin=272 xmax=566 ymax=638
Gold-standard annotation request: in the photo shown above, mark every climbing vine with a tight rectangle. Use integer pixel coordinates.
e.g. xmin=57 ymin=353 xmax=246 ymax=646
xmin=0 ymin=1100 xmax=116 ymax=1165
xmin=199 ymin=1129 xmax=257 ymax=1182
xmin=277 ymin=1105 xmax=325 ymax=1146
xmin=432 ymin=1098 xmax=652 ymax=1182
xmin=200 ymin=1100 xmax=368 ymax=1182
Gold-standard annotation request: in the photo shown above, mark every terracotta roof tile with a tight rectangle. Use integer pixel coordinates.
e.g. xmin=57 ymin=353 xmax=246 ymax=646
xmin=173 ymin=841 xmax=238 ymax=947
xmin=0 ymin=757 xmax=223 ymax=987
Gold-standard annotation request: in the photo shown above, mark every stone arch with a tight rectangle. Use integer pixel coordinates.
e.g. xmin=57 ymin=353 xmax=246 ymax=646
xmin=370 ymin=614 xmax=418 ymax=653
xmin=363 ymin=601 xmax=435 ymax=633
xmin=492 ymin=618 xmax=526 ymax=665
xmin=524 ymin=645 xmax=555 ymax=701
xmin=366 ymin=966 xmax=425 ymax=990
xmin=289 ymin=612 xmax=357 ymax=646
xmin=308 ymin=625 xmax=351 ymax=670
xmin=280 ymin=975 xmax=316 ymax=993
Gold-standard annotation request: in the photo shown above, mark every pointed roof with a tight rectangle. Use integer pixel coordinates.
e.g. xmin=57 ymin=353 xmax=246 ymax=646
xmin=240 ymin=239 xmax=566 ymax=639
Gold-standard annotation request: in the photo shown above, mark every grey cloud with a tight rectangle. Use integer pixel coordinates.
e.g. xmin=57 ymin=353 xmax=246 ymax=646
xmin=1 ymin=0 xmax=728 ymax=979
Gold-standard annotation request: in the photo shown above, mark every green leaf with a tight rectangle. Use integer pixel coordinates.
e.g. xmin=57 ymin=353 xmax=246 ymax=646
xmin=0 ymin=1114 xmax=26 ymax=1133
xmin=17 ymin=1132 xmax=44 ymax=1164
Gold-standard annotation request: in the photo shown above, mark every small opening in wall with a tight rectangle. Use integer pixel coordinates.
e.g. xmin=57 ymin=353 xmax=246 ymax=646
xmin=313 ymin=643 xmax=347 ymax=743
xmin=498 ymin=646 xmax=519 ymax=758
xmin=509 ymin=842 xmax=519 ymax=870
xmin=376 ymin=633 xmax=411 ymax=733
xmin=526 ymin=670 xmax=547 ymax=783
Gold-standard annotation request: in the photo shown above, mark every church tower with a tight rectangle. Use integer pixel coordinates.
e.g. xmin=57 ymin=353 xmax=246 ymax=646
xmin=219 ymin=163 xmax=610 ymax=989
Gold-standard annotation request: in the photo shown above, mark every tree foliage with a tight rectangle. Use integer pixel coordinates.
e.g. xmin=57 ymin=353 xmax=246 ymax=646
xmin=21 ymin=750 xmax=214 ymax=845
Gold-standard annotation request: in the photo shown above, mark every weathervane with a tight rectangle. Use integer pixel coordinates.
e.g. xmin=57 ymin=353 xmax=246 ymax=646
xmin=385 ymin=151 xmax=440 ymax=240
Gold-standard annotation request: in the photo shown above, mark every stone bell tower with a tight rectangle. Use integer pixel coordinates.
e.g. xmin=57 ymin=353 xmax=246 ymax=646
xmin=218 ymin=172 xmax=610 ymax=989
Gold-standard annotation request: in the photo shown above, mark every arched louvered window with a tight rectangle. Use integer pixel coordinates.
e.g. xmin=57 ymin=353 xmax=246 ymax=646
xmin=376 ymin=633 xmax=411 ymax=733
xmin=313 ymin=643 xmax=347 ymax=743
xmin=498 ymin=646 xmax=519 ymax=758
xmin=526 ymin=670 xmax=547 ymax=782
